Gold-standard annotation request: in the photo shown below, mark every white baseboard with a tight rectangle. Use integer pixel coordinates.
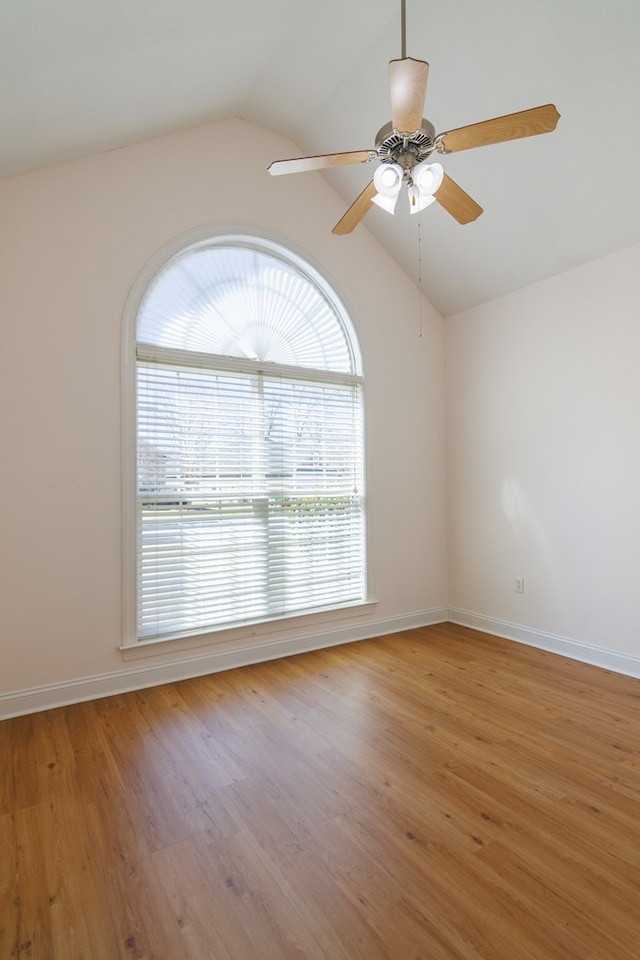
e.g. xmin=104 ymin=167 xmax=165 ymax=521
xmin=449 ymin=607 xmax=640 ymax=679
xmin=6 ymin=607 xmax=638 ymax=721
xmin=0 ymin=607 xmax=449 ymax=720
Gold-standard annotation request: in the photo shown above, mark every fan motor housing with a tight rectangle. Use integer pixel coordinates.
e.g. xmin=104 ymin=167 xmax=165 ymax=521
xmin=375 ymin=119 xmax=436 ymax=171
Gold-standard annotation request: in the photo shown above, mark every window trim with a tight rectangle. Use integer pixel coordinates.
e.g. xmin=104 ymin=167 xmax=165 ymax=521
xmin=121 ymin=227 xmax=367 ymax=651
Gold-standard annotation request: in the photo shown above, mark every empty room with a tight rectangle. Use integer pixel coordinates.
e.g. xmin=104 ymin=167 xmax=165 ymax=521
xmin=2 ymin=0 xmax=640 ymax=957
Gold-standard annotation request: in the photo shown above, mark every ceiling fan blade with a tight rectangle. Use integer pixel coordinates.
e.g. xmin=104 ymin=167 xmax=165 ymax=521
xmin=434 ymin=174 xmax=483 ymax=224
xmin=436 ymin=104 xmax=560 ymax=154
xmin=389 ymin=57 xmax=429 ymax=132
xmin=268 ymin=150 xmax=375 ymax=176
xmin=332 ymin=180 xmax=377 ymax=235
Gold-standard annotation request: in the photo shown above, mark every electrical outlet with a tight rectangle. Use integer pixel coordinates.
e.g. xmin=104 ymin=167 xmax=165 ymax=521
xmin=514 ymin=577 xmax=525 ymax=594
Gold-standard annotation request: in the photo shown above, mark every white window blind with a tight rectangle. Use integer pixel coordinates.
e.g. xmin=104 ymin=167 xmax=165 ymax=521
xmin=133 ymin=237 xmax=365 ymax=642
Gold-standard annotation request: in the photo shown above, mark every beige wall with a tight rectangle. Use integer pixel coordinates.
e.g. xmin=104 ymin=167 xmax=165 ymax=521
xmin=446 ymin=241 xmax=640 ymax=662
xmin=5 ymin=112 xmax=637 ymax=712
xmin=0 ymin=118 xmax=448 ymax=705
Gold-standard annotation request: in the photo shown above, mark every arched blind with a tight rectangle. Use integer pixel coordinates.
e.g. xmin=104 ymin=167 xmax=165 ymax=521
xmin=134 ymin=236 xmax=365 ymax=642
xmin=137 ymin=243 xmax=360 ymax=374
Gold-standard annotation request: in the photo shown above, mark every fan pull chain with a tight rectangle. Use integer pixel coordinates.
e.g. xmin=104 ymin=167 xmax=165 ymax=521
xmin=417 ymin=211 xmax=423 ymax=338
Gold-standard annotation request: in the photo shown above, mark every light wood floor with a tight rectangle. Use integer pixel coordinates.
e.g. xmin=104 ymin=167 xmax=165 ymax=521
xmin=2 ymin=622 xmax=640 ymax=960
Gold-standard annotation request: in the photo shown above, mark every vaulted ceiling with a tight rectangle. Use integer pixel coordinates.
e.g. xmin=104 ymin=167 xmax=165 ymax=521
xmin=3 ymin=0 xmax=639 ymax=315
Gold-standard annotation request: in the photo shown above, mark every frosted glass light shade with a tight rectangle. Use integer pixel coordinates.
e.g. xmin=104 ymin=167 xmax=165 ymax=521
xmin=372 ymin=192 xmax=400 ymax=213
xmin=373 ymin=162 xmax=403 ymax=196
xmin=413 ymin=161 xmax=444 ymax=195
xmin=372 ymin=162 xmax=403 ymax=215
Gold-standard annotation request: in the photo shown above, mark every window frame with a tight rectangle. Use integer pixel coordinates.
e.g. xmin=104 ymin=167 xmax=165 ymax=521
xmin=121 ymin=229 xmax=369 ymax=652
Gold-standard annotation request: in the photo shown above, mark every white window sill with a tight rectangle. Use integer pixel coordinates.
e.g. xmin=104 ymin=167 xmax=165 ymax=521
xmin=119 ymin=600 xmax=378 ymax=661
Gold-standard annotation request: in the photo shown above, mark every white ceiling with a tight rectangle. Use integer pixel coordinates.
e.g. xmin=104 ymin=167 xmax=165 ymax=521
xmin=3 ymin=0 xmax=640 ymax=316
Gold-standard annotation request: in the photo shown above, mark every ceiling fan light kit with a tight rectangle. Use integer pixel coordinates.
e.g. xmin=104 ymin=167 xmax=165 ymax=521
xmin=268 ymin=1 xmax=560 ymax=235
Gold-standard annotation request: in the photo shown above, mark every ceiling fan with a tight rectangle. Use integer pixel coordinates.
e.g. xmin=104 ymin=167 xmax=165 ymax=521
xmin=267 ymin=0 xmax=560 ymax=235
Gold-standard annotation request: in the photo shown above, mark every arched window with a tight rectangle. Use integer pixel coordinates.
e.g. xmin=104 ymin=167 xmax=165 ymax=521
xmin=129 ymin=235 xmax=365 ymax=643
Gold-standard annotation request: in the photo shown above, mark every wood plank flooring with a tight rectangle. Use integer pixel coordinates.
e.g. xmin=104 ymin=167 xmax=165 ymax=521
xmin=2 ymin=622 xmax=640 ymax=959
